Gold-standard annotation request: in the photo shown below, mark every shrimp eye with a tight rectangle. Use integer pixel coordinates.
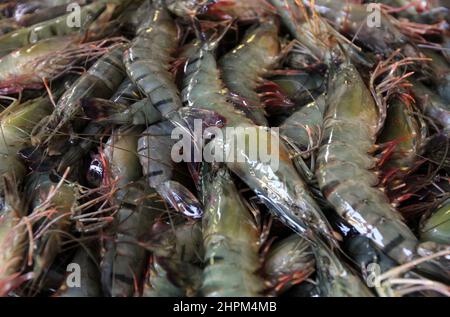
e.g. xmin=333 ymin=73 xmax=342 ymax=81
xmin=87 ymin=158 xmax=104 ymax=187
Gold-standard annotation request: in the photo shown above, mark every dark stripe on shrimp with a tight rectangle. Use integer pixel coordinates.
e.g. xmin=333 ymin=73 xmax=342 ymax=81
xmin=147 ymin=170 xmax=164 ymax=177
xmin=135 ymin=72 xmax=152 ymax=84
xmin=113 ymin=273 xmax=135 ymax=286
xmin=153 ymin=98 xmax=173 ymax=108
xmin=383 ymin=234 xmax=406 ymax=255
xmin=187 ymin=56 xmax=201 ymax=66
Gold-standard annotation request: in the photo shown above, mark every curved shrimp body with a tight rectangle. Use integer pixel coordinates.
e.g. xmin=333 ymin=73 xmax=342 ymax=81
xmin=0 ymin=96 xmax=53 ymax=192
xmin=0 ymin=1 xmax=108 ymax=56
xmin=25 ymin=172 xmax=79 ymax=283
xmin=315 ymin=60 xmax=446 ymax=278
xmin=138 ymin=121 xmax=203 ymax=219
xmin=32 ymin=46 xmax=127 ymax=148
xmin=219 ymin=21 xmax=280 ymax=126
xmin=264 ymin=234 xmax=315 ymax=295
xmin=144 ymin=221 xmax=203 ymax=297
xmin=101 ymin=127 xmax=163 ymax=297
xmin=280 ymin=94 xmax=326 ymax=154
xmin=104 ymin=126 xmax=143 ymax=190
xmin=314 ymin=240 xmax=374 ymax=297
xmin=12 ymin=0 xmax=83 ymax=28
xmin=378 ymin=96 xmax=426 ymax=173
xmin=421 ymin=199 xmax=450 ymax=245
xmin=201 ymin=168 xmax=264 ymax=297
xmin=0 ymin=36 xmax=80 ymax=93
xmin=181 ymin=43 xmax=253 ymax=127
xmin=182 ymin=39 xmax=336 ymax=244
xmin=124 ymin=4 xmax=181 ymax=119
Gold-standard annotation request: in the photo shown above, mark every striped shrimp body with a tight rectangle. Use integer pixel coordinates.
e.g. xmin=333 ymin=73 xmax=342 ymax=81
xmin=138 ymin=121 xmax=203 ymax=219
xmin=124 ymin=2 xmax=182 ymax=120
xmin=0 ymin=1 xmax=110 ymax=57
xmin=315 ymin=60 xmax=449 ymax=280
xmin=101 ymin=127 xmax=164 ymax=297
xmin=313 ymin=239 xmax=374 ymax=297
xmin=181 ymin=34 xmax=336 ymax=245
xmin=264 ymin=234 xmax=315 ymax=295
xmin=102 ymin=180 xmax=163 ymax=297
xmin=201 ymin=167 xmax=264 ymax=297
xmin=219 ymin=20 xmax=281 ymax=126
xmin=32 ymin=46 xmax=127 ymax=150
xmin=347 ymin=236 xmax=450 ymax=297
xmin=144 ymin=221 xmax=203 ymax=297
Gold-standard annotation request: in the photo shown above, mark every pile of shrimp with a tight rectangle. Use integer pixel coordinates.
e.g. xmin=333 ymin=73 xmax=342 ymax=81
xmin=0 ymin=0 xmax=449 ymax=298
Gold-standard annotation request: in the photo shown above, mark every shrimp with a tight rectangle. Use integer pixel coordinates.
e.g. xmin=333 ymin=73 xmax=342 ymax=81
xmin=314 ymin=239 xmax=375 ymax=297
xmin=280 ymin=94 xmax=326 ymax=157
xmin=421 ymin=198 xmax=450 ymax=245
xmin=303 ymin=0 xmax=410 ymax=54
xmin=82 ymin=96 xmax=162 ymax=126
xmin=143 ymin=220 xmax=203 ymax=297
xmin=180 ymin=26 xmax=337 ymax=245
xmin=0 ymin=35 xmax=123 ymax=95
xmin=0 ymin=175 xmax=28 ymax=293
xmin=168 ymin=0 xmax=276 ymax=21
xmin=411 ymin=81 xmax=450 ymax=134
xmin=0 ymin=96 xmax=53 ymax=191
xmin=31 ymin=45 xmax=127 ymax=152
xmin=269 ymin=72 xmax=325 ymax=107
xmin=0 ymin=1 xmax=110 ymax=57
xmin=377 ymin=93 xmax=427 ymax=205
xmin=345 ymin=236 xmax=449 ymax=297
xmin=264 ymin=234 xmax=315 ymax=295
xmin=138 ymin=120 xmax=202 ymax=219
xmin=219 ymin=19 xmax=281 ymax=126
xmin=315 ymin=58 xmax=449 ymax=282
xmin=270 ymin=0 xmax=449 ymax=281
xmin=201 ymin=167 xmax=264 ymax=297
xmin=6 ymin=0 xmax=87 ymax=30
xmin=24 ymin=171 xmax=80 ymax=294
xmin=100 ymin=127 xmax=164 ymax=297
xmin=124 ymin=0 xmax=182 ymax=120
xmin=58 ymin=78 xmax=142 ymax=174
